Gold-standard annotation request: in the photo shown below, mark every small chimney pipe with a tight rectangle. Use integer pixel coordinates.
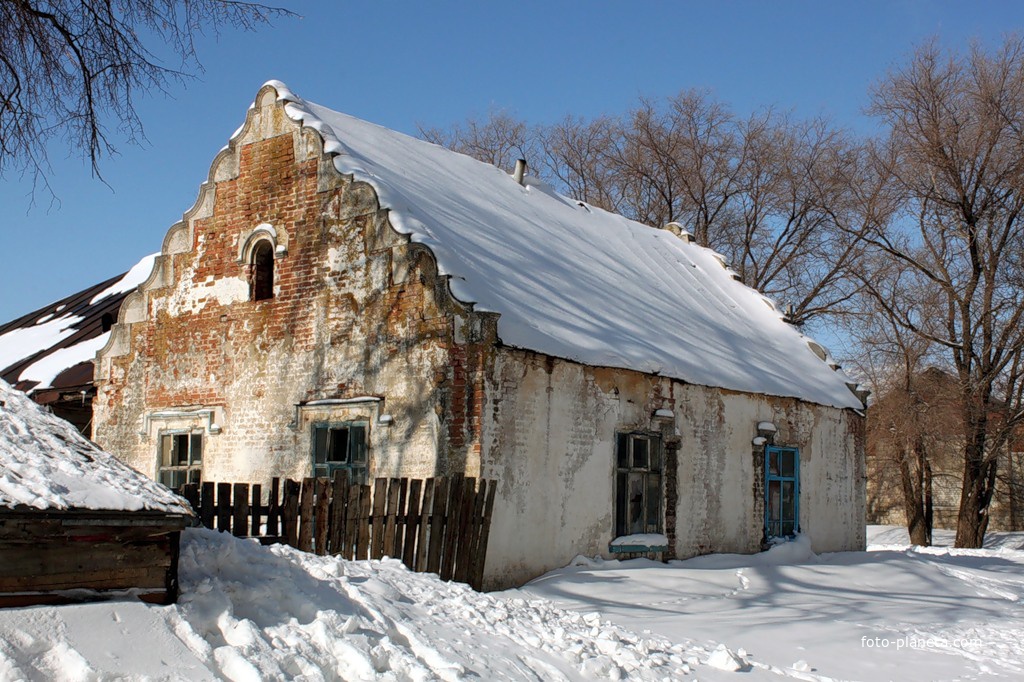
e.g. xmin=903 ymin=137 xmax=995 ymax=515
xmin=513 ymin=159 xmax=527 ymax=186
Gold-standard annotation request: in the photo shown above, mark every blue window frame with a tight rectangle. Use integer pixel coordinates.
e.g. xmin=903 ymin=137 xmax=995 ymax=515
xmin=311 ymin=422 xmax=368 ymax=483
xmin=765 ymin=445 xmax=799 ymax=538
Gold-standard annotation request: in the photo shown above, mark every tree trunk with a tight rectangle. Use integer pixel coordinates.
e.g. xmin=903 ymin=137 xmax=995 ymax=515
xmin=898 ymin=443 xmax=930 ymax=546
xmin=923 ymin=455 xmax=933 ymax=546
xmin=955 ymin=422 xmax=997 ymax=548
xmin=1009 ymin=451 xmax=1022 ymax=532
xmin=913 ymin=435 xmax=933 ymax=546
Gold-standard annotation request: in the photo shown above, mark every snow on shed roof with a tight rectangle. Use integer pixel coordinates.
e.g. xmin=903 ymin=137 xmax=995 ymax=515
xmin=265 ymin=82 xmax=862 ymax=409
xmin=0 ymin=255 xmax=157 ymax=393
xmin=0 ymin=378 xmax=190 ymax=513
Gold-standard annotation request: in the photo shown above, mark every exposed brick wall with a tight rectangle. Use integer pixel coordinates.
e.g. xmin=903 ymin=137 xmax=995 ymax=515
xmin=94 ymin=87 xmax=492 ymax=484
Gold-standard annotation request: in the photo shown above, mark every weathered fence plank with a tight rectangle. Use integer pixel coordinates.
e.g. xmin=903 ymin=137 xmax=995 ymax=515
xmin=216 ymin=483 xmax=232 ymax=533
xmin=370 ymin=479 xmax=388 ymax=560
xmin=440 ymin=475 xmax=464 ymax=581
xmin=266 ymin=478 xmax=281 ymax=539
xmin=314 ymin=477 xmax=330 ymax=555
xmin=467 ymin=479 xmax=487 ymax=586
xmin=345 ymin=482 xmax=361 ymax=561
xmin=282 ymin=479 xmax=300 ymax=547
xmin=383 ymin=478 xmax=400 ymax=559
xmin=403 ymin=479 xmax=422 ymax=569
xmin=394 ymin=478 xmax=409 ymax=559
xmin=182 ymin=483 xmax=199 ymax=510
xmin=232 ymin=483 xmax=249 ymax=537
xmin=200 ymin=482 xmax=214 ymax=529
xmin=328 ymin=471 xmax=348 ymax=556
xmin=427 ymin=477 xmax=448 ymax=575
xmin=251 ymin=484 xmax=263 ymax=538
xmin=415 ymin=478 xmax=434 ymax=572
xmin=454 ymin=477 xmax=476 ymax=584
xmin=356 ymin=483 xmax=372 ymax=559
xmin=298 ymin=478 xmax=315 ymax=552
xmin=473 ymin=480 xmax=497 ymax=589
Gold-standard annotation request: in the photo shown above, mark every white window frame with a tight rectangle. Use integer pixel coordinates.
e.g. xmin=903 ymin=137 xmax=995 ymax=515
xmin=158 ymin=430 xmax=203 ymax=489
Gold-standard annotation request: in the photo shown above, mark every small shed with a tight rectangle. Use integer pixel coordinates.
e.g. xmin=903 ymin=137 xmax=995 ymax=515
xmin=0 ymin=379 xmax=192 ymax=607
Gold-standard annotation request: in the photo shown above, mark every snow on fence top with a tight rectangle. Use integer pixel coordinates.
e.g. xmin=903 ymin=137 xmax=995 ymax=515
xmin=0 ymin=379 xmax=190 ymax=513
xmin=265 ymin=81 xmax=863 ymax=409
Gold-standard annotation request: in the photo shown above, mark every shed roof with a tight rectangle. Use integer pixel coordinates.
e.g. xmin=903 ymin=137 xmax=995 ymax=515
xmin=0 ymin=255 xmax=156 ymax=395
xmin=0 ymin=378 xmax=189 ymax=513
xmin=265 ymin=82 xmax=862 ymax=409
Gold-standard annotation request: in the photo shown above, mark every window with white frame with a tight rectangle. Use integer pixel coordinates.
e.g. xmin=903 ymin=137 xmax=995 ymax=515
xmin=615 ymin=432 xmax=662 ymax=536
xmin=159 ymin=432 xmax=203 ymax=489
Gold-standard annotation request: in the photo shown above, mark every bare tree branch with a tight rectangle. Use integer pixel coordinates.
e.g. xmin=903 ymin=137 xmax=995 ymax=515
xmin=0 ymin=0 xmax=295 ymax=188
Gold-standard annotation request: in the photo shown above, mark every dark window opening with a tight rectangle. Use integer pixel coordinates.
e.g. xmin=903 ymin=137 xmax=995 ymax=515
xmin=101 ymin=313 xmax=114 ymax=332
xmin=615 ymin=432 xmax=662 ymax=537
xmin=312 ymin=422 xmax=368 ymax=482
xmin=251 ymin=240 xmax=274 ymax=301
xmin=159 ymin=432 xmax=202 ymax=490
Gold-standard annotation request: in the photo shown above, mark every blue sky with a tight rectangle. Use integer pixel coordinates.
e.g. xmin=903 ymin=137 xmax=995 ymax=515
xmin=1 ymin=1 xmax=1022 ymax=324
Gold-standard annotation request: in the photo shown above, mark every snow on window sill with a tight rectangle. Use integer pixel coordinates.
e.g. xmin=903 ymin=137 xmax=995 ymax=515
xmin=609 ymin=533 xmax=668 ymax=553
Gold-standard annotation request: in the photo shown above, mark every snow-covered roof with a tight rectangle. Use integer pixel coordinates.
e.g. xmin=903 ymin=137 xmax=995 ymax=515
xmin=266 ymin=82 xmax=862 ymax=409
xmin=0 ymin=255 xmax=156 ymax=393
xmin=0 ymin=378 xmax=189 ymax=513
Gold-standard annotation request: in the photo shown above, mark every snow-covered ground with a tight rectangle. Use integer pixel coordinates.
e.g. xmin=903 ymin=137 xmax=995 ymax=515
xmin=1 ymin=526 xmax=1022 ymax=681
xmin=0 ymin=529 xmax=701 ymax=681
xmin=516 ymin=527 xmax=1024 ymax=681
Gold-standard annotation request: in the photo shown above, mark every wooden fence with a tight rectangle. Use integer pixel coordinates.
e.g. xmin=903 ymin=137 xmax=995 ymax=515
xmin=180 ymin=474 xmax=496 ymax=590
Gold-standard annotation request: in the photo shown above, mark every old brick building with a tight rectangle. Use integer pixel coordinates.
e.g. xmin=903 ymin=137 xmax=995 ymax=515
xmin=94 ymin=82 xmax=868 ymax=588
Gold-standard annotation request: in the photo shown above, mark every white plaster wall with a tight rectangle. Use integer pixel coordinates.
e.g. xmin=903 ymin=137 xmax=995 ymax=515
xmin=479 ymin=355 xmax=619 ymax=587
xmin=798 ymin=406 xmax=867 ymax=552
xmin=480 ymin=349 xmax=865 ymax=589
xmin=674 ymin=389 xmax=760 ymax=556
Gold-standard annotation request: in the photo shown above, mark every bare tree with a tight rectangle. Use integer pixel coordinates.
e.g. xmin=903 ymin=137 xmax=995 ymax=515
xmin=848 ymin=261 xmax=945 ymax=545
xmin=422 ymin=90 xmax=879 ymax=330
xmin=419 ymin=109 xmax=539 ymax=177
xmin=0 ymin=0 xmax=293 ymax=187
xmin=864 ymin=38 xmax=1024 ymax=547
xmin=609 ymin=95 xmax=882 ymax=327
xmin=719 ymin=116 xmax=882 ymax=326
xmin=603 ymin=90 xmax=745 ymax=242
xmin=539 ymin=114 xmax=621 ymax=214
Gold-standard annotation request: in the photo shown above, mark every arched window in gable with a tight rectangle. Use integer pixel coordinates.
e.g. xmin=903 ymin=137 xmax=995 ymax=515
xmin=251 ymin=240 xmax=275 ymax=301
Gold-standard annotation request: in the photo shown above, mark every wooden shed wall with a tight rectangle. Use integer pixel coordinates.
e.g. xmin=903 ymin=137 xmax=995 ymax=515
xmin=0 ymin=511 xmax=188 ymax=608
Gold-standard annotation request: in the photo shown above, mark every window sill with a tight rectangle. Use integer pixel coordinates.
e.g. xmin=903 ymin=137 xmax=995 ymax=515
xmin=609 ymin=533 xmax=668 ymax=554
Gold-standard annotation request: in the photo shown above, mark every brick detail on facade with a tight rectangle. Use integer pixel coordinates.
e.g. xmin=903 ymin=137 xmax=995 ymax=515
xmin=94 ymin=85 xmax=493 ymax=485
